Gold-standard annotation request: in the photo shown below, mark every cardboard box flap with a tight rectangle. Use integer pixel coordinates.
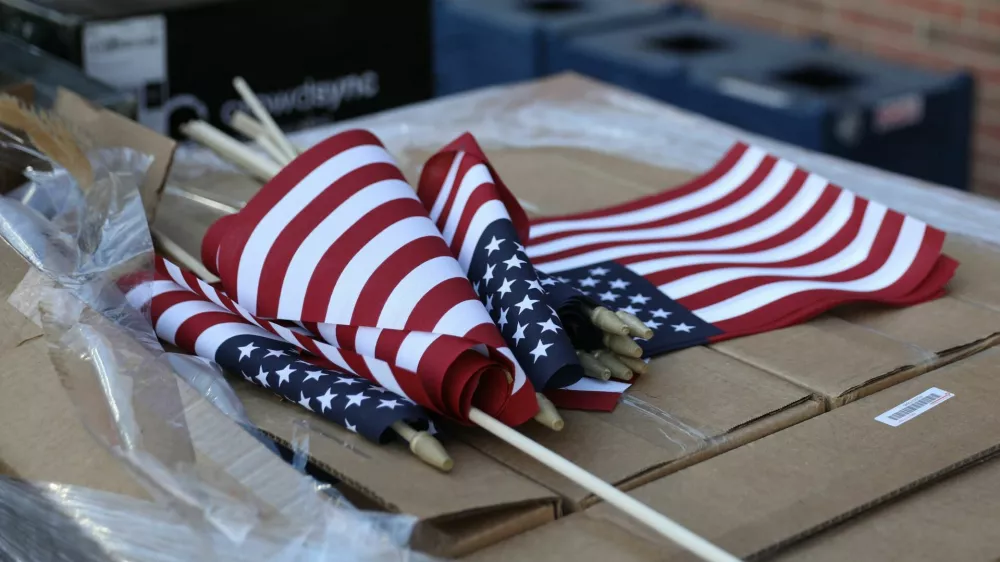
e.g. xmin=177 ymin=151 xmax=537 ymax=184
xmin=54 ymin=88 xmax=176 ymax=221
xmin=944 ymin=236 xmax=1000 ymax=310
xmin=457 ymin=346 xmax=819 ymax=508
xmin=712 ymin=315 xmax=935 ymax=405
xmin=584 ymin=348 xmax=1000 ymax=560
xmin=232 ymin=379 xmax=558 ymax=556
xmin=774 ymin=454 xmax=1000 ymax=562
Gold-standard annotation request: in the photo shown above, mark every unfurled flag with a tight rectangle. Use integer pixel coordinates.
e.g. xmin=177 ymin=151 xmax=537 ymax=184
xmin=417 ymin=133 xmax=583 ymax=392
xmin=526 ymin=142 xmax=958 ymax=354
xmin=201 ymin=130 xmax=538 ymax=426
xmin=125 ymin=262 xmax=430 ymax=443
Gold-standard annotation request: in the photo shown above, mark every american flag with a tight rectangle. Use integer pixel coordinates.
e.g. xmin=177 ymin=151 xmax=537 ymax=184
xmin=124 ymin=263 xmax=430 ymax=443
xmin=199 ymin=130 xmax=538 ymax=426
xmin=526 ymin=142 xmax=957 ymax=345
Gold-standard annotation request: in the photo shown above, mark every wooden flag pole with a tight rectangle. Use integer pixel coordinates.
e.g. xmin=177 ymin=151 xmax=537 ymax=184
xmin=232 ymin=77 xmax=300 ymax=162
xmin=230 ymin=110 xmax=294 ymax=167
xmin=180 ymin=120 xmax=281 ymax=182
xmin=468 ymin=407 xmax=740 ymax=562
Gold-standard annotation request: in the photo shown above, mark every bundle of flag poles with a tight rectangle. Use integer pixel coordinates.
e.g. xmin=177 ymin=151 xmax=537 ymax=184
xmin=149 ymin=76 xmax=956 ymax=562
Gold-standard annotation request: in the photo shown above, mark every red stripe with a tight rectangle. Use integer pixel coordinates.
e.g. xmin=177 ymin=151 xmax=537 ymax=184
xmin=447 ymin=180 xmax=501 ymax=258
xmin=415 ymin=152 xmax=460 ymax=219
xmin=404 ymin=277 xmax=480 ymax=333
xmin=544 ymin=389 xmax=621 ymax=412
xmin=433 ymin=153 xmax=481 ymax=235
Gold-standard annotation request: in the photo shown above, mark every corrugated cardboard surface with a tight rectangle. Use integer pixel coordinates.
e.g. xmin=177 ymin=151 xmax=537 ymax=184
xmin=233 ymin=379 xmax=560 ymax=558
xmin=455 ymin=346 xmax=820 ymax=509
xmin=469 ymin=348 xmax=1000 ymax=561
xmin=944 ymin=236 xmax=1000 ymax=310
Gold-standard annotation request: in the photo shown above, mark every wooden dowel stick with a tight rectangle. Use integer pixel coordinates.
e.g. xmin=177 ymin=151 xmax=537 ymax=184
xmin=616 ymin=310 xmax=654 ymax=340
xmin=616 ymin=355 xmax=649 ymax=376
xmin=233 ymin=77 xmax=299 ymax=162
xmin=257 ymin=134 xmax=292 ymax=167
xmin=180 ymin=120 xmax=281 ymax=183
xmin=592 ymin=350 xmax=633 ymax=381
xmin=533 ymin=392 xmax=565 ymax=431
xmin=230 ymin=110 xmax=267 ymax=140
xmin=390 ymin=421 xmax=454 ymax=472
xmin=468 ymin=408 xmax=740 ymax=562
xmin=151 ymin=226 xmax=219 ymax=284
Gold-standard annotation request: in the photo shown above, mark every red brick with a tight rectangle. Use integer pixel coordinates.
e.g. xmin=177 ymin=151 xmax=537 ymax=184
xmin=977 ymin=7 xmax=1000 ymax=28
xmin=885 ymin=0 xmax=963 ymax=20
xmin=838 ymin=7 xmax=915 ymax=35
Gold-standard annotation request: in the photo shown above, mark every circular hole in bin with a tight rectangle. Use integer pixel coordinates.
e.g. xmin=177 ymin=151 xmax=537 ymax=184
xmin=646 ymin=33 xmax=728 ymax=55
xmin=773 ymin=63 xmax=861 ymax=92
xmin=526 ymin=0 xmax=583 ymax=14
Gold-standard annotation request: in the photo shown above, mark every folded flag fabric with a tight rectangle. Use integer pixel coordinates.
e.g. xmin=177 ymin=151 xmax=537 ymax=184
xmin=200 ymin=130 xmax=539 ymax=427
xmin=416 ymin=133 xmax=583 ymax=392
xmin=526 ymin=142 xmax=958 ymax=353
xmin=124 ymin=258 xmax=430 ymax=443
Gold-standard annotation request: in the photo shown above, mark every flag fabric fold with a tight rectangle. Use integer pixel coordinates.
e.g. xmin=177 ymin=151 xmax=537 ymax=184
xmin=125 ymin=259 xmax=430 ymax=443
xmin=526 ymin=142 xmax=956 ymax=353
xmin=200 ymin=129 xmax=539 ymax=426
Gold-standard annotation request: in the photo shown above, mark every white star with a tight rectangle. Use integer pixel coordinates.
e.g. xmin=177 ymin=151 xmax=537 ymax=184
xmin=264 ymin=349 xmax=287 ymax=359
xmin=377 ymin=399 xmax=401 ymax=410
xmin=303 ymin=370 xmax=327 ymax=383
xmin=537 ymin=318 xmax=562 ymax=334
xmin=255 ymin=366 xmax=270 ymax=388
xmin=672 ymin=323 xmax=695 ymax=333
xmin=629 ymin=294 xmax=652 ymax=305
xmin=483 ymin=263 xmax=496 ymax=285
xmin=497 ymin=278 xmax=515 ymax=298
xmin=645 ymin=319 xmax=663 ymax=330
xmin=547 ymin=305 xmax=558 ymax=316
xmin=503 ymin=254 xmax=526 ymax=270
xmin=540 ymin=277 xmax=557 ymax=286
xmin=427 ymin=421 xmax=438 ymax=435
xmin=335 ymin=377 xmax=360 ymax=386
xmin=274 ymin=365 xmax=295 ymax=386
xmin=609 ymin=278 xmax=631 ymax=290
xmin=473 ymin=280 xmax=481 ymax=295
xmin=556 ymin=276 xmax=570 ymax=283
xmin=345 ymin=392 xmax=368 ymax=408
xmin=589 ymin=266 xmax=610 ymax=276
xmin=620 ymin=305 xmax=640 ymax=315
xmin=650 ymin=308 xmax=671 ymax=319
xmin=241 ymin=370 xmax=253 ymax=382
xmin=529 ymin=340 xmax=553 ymax=363
xmin=498 ymin=307 xmax=509 ymax=330
xmin=297 ymin=391 xmax=312 ymax=410
xmin=485 ymin=293 xmax=494 ymax=312
xmin=512 ymin=323 xmax=528 ymax=346
xmin=316 ymin=389 xmax=337 ymax=412
xmin=598 ymin=290 xmax=618 ymax=302
xmin=484 ymin=236 xmax=505 ymax=255
xmin=525 ymin=279 xmax=543 ymax=293
xmin=514 ymin=242 xmax=526 ymax=253
xmin=514 ymin=295 xmax=538 ymax=314
xmin=368 ymin=386 xmax=390 ymax=393
xmin=237 ymin=342 xmax=259 ymax=360
xmin=578 ymin=277 xmax=599 ymax=288
xmin=345 ymin=420 xmax=358 ymax=433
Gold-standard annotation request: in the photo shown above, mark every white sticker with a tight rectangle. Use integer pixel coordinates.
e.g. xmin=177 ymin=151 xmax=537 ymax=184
xmin=82 ymin=15 xmax=167 ymax=88
xmin=873 ymin=94 xmax=925 ymax=134
xmin=716 ymin=77 xmax=792 ymax=109
xmin=875 ymin=387 xmax=954 ymax=427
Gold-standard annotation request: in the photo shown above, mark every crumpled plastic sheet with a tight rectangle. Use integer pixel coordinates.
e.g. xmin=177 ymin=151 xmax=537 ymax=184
xmin=169 ymin=76 xmax=990 ymax=459
xmin=0 ymin=129 xmax=436 ymax=562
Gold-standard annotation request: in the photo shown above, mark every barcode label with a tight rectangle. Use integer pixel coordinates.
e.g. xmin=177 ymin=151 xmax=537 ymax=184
xmin=875 ymin=387 xmax=954 ymax=427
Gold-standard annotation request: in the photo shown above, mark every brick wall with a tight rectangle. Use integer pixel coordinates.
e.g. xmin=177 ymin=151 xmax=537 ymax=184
xmin=687 ymin=0 xmax=999 ymax=197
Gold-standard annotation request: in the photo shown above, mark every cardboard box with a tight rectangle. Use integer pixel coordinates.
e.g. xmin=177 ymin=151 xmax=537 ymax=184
xmin=454 ymin=345 xmax=821 ymax=510
xmin=470 ymin=347 xmax=1000 ymax=561
xmin=232 ymin=379 xmax=560 ymax=558
xmin=944 ymin=235 xmax=1000 ymax=310
xmin=0 ymin=0 xmax=432 ymax=137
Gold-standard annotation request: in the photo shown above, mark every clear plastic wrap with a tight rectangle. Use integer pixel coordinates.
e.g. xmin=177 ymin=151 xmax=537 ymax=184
xmin=0 ymin=123 xmax=436 ymax=561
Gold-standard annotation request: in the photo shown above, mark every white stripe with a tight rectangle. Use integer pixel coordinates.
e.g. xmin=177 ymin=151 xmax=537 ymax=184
xmin=440 ymin=163 xmax=494 ymax=245
xmin=697 ymin=217 xmax=928 ymax=323
xmin=125 ymin=280 xmax=179 ymax=309
xmin=162 ymin=260 xmax=194 ymax=292
xmin=630 ymin=175 xmax=841 ymax=277
xmin=236 ymin=143 xmax=396 ymax=313
xmin=457 ymin=200 xmax=509 ymax=272
xmin=277 ymin=178 xmax=417 ymax=319
xmin=560 ymin=379 xmax=631 ymax=393
xmin=363 ymin=356 xmax=406 ymax=397
xmin=326 ymin=216 xmax=446 ymax=324
xmin=193 ymin=322 xmax=276 ymax=360
xmin=672 ymin=203 xmax=889 ymax=300
xmin=433 ymin=300 xmax=495 ymax=339
xmin=428 ymin=153 xmax=464 ymax=224
xmin=527 ymin=157 xmax=796 ymax=260
xmin=528 ymin=146 xmax=768 ymax=239
xmin=354 ymin=326 xmax=382 ymax=358
xmin=395 ymin=331 xmax=441 ymax=373
xmin=156 ymin=301 xmax=226 ymax=345
xmin=314 ymin=323 xmax=340 ymax=347
xmin=496 ymin=347 xmax=528 ymax=393
xmin=378 ymin=256 xmax=465 ymax=329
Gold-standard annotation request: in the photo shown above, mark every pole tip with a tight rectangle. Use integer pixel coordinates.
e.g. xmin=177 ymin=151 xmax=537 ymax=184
xmin=410 ymin=432 xmax=454 ymax=472
xmin=534 ymin=393 xmax=565 ymax=431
